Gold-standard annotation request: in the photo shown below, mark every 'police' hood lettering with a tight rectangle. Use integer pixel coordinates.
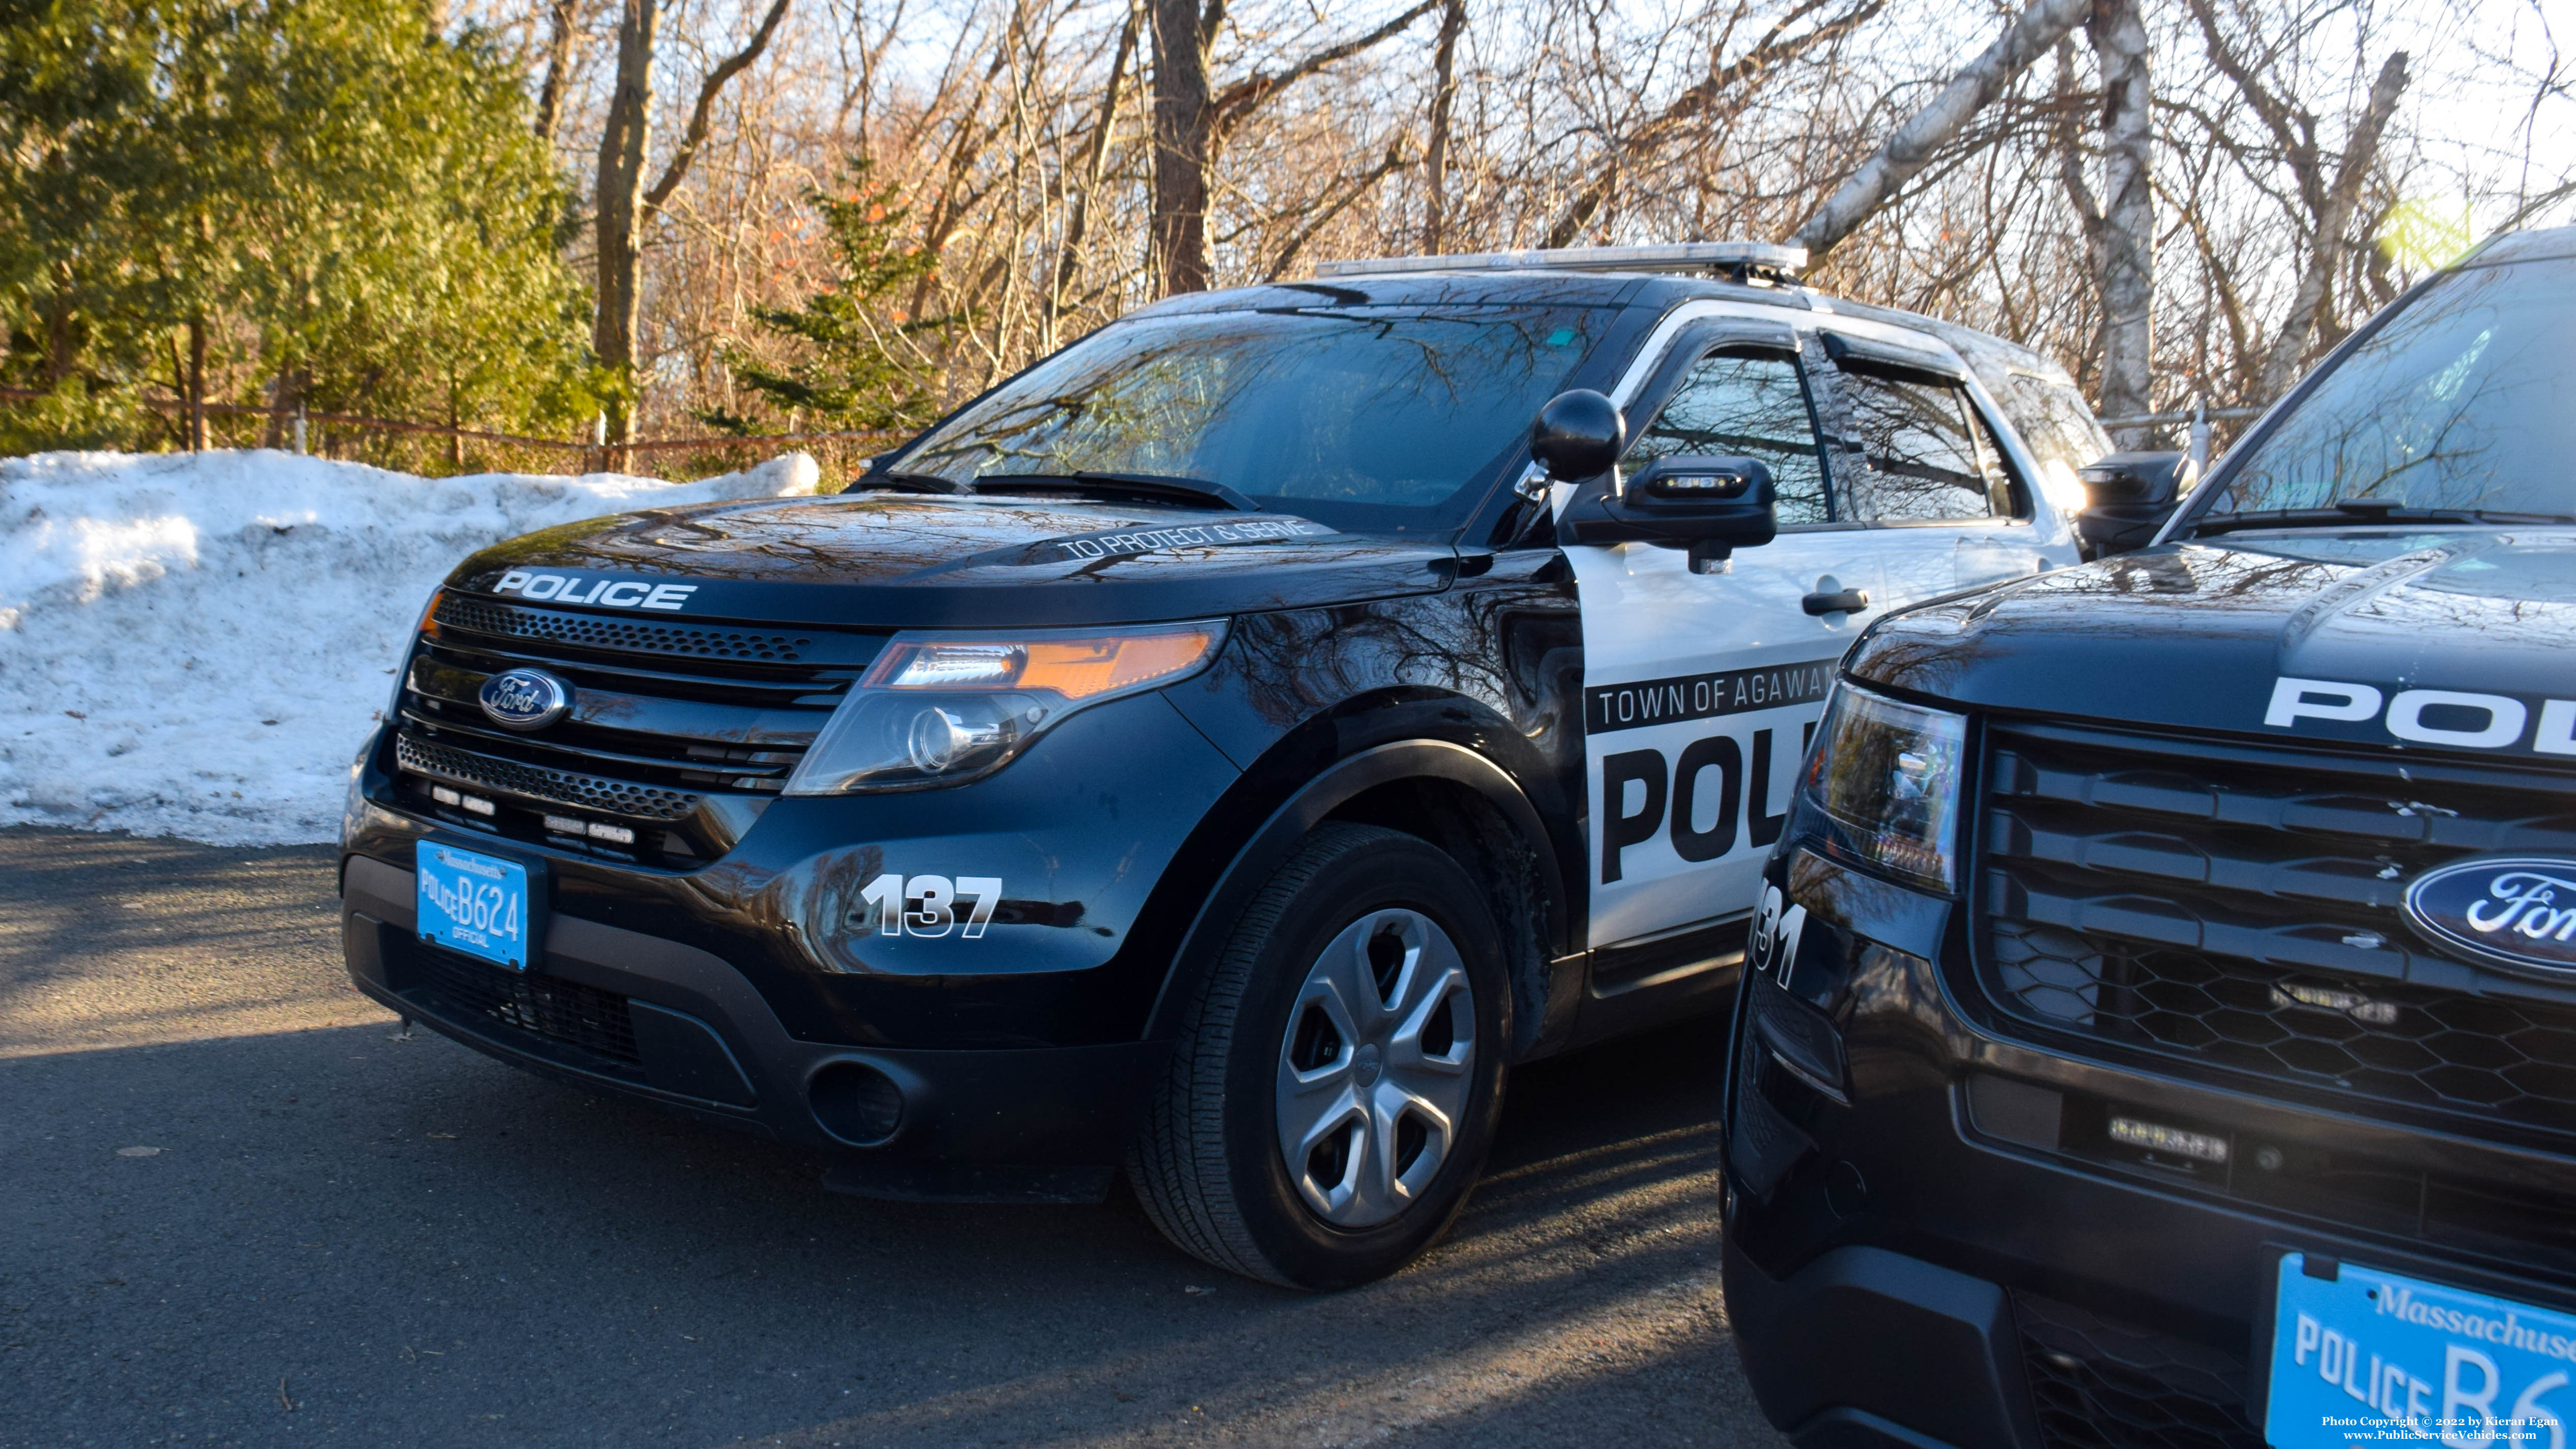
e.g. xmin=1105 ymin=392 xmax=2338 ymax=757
xmin=1846 ymin=533 xmax=2576 ymax=755
xmin=492 ymin=571 xmax=697 ymax=611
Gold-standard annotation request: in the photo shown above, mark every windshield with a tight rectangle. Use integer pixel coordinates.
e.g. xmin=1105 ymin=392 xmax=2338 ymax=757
xmin=2197 ymin=257 xmax=2576 ymax=520
xmin=889 ymin=305 xmax=1607 ymax=532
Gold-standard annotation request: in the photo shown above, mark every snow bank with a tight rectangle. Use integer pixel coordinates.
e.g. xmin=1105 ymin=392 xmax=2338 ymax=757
xmin=0 ymin=449 xmax=822 ymax=845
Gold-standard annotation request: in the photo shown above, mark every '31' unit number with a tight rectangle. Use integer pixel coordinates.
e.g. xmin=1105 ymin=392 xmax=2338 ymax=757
xmin=857 ymin=874 xmax=1002 ymax=938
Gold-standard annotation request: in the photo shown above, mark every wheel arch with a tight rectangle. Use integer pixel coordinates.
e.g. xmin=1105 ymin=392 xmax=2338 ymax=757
xmin=1143 ymin=736 xmax=1578 ymax=1061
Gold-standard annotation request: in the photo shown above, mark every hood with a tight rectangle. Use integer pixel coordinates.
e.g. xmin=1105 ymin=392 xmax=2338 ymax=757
xmin=443 ymin=492 xmax=1459 ymax=628
xmin=1848 ymin=530 xmax=2576 ymax=761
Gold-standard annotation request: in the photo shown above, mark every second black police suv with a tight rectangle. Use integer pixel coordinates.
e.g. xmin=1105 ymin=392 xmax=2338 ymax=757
xmin=1723 ymin=226 xmax=2576 ymax=1448
xmin=340 ymin=241 xmax=2103 ymax=1288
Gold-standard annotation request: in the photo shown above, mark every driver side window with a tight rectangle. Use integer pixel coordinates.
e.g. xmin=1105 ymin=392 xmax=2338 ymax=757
xmin=1625 ymin=349 xmax=1833 ymax=525
xmin=1830 ymin=362 xmax=2017 ymax=522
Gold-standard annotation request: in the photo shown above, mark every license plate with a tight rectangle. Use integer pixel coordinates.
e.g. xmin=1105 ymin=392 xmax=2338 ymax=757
xmin=416 ymin=841 xmax=535 ymax=970
xmin=2266 ymin=1252 xmax=2576 ymax=1448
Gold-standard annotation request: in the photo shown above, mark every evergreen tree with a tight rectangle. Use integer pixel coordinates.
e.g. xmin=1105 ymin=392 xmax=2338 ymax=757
xmin=0 ymin=0 xmax=595 ymax=458
xmin=701 ymin=161 xmax=957 ymax=435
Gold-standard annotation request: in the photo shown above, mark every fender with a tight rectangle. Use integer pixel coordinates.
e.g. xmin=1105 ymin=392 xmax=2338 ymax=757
xmin=1142 ymin=735 xmax=1579 ymax=1060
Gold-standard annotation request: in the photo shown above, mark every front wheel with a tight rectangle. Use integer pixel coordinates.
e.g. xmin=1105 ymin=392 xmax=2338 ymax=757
xmin=1127 ymin=823 xmax=1510 ymax=1289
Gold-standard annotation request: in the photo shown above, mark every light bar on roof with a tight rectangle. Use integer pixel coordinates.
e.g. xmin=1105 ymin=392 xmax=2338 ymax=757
xmin=1314 ymin=241 xmax=1809 ymax=279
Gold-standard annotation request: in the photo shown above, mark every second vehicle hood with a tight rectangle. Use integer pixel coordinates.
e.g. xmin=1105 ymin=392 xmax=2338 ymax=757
xmin=444 ymin=492 xmax=1459 ymax=628
xmin=1848 ymin=530 xmax=2576 ymax=759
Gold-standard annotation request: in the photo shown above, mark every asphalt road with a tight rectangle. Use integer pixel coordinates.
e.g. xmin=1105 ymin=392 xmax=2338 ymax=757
xmin=0 ymin=826 xmax=1783 ymax=1449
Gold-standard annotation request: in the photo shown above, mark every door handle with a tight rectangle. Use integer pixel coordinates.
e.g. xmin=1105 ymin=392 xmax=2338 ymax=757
xmin=1802 ymin=588 xmax=1870 ymax=616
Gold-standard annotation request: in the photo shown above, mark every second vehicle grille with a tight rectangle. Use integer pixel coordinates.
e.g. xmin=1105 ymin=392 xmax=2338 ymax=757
xmin=1973 ymin=720 xmax=2576 ymax=1146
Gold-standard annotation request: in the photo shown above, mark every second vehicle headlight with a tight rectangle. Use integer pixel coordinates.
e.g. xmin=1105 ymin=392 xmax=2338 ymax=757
xmin=1793 ymin=684 xmax=1967 ymax=892
xmin=782 ymin=621 xmax=1226 ymax=795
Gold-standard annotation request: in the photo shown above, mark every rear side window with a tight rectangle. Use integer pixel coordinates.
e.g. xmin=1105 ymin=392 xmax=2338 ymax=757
xmin=1833 ymin=363 xmax=2013 ymax=522
xmin=1625 ymin=350 xmax=1833 ymax=525
xmin=1994 ymin=370 xmax=2109 ymax=515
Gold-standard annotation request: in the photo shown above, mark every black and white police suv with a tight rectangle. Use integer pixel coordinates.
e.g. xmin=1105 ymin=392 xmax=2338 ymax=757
xmin=339 ymin=241 xmax=2095 ymax=1288
xmin=1723 ymin=225 xmax=2576 ymax=1448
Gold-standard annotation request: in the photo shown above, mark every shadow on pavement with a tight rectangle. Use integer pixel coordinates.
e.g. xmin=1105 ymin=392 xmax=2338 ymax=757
xmin=0 ymin=828 xmax=1771 ymax=1449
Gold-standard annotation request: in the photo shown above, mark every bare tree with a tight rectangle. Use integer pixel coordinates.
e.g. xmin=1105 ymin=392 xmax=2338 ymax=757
xmin=591 ymin=0 xmax=792 ymax=443
xmin=1050 ymin=6 xmax=1141 ymax=342
xmin=1150 ymin=0 xmax=1441 ymax=294
xmin=1422 ymin=0 xmax=1466 ymax=250
xmin=2186 ymin=0 xmax=2409 ymax=398
xmin=592 ymin=0 xmax=661 ymax=443
xmin=1547 ymin=0 xmax=1888 ymax=248
xmin=1789 ymin=0 xmax=2090 ymax=261
xmin=2089 ymin=0 xmax=2152 ymax=438
xmin=533 ymin=0 xmax=580 ymax=143
xmin=477 ymin=0 xmax=2568 ymax=464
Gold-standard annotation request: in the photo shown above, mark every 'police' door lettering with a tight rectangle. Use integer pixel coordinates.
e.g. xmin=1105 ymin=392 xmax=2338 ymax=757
xmin=1600 ymin=725 xmax=1809 ymax=883
xmin=1581 ymin=656 xmax=1837 ymax=945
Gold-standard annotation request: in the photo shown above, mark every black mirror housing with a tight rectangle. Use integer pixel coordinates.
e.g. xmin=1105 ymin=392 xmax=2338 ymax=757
xmin=2076 ymin=450 xmax=2199 ymax=557
xmin=1531 ymin=390 xmax=1625 ymax=482
xmin=1558 ymin=454 xmax=1778 ymax=569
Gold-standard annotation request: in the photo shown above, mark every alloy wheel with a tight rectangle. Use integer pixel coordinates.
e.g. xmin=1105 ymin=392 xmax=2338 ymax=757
xmin=1273 ymin=907 xmax=1476 ymax=1227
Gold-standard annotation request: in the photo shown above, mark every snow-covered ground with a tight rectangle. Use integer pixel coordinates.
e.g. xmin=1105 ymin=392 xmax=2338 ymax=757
xmin=0 ymin=449 xmax=822 ymax=845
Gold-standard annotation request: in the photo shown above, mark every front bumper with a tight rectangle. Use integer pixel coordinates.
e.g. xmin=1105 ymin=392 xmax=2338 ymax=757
xmin=341 ymin=855 xmax=1163 ymax=1200
xmin=1721 ymin=850 xmax=2576 ymax=1449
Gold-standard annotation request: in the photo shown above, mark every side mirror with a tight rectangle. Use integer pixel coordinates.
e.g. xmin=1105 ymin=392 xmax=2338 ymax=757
xmin=2076 ymin=450 xmax=2198 ymax=557
xmin=1531 ymin=390 xmax=1625 ymax=482
xmin=1558 ymin=454 xmax=1778 ymax=572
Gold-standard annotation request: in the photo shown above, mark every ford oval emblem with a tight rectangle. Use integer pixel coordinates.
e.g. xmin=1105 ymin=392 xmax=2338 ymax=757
xmin=2403 ymin=856 xmax=2576 ymax=980
xmin=478 ymin=668 xmax=572 ymax=732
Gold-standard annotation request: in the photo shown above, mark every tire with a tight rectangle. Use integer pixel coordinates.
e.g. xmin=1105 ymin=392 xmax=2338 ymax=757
xmin=1127 ymin=822 xmax=1510 ymax=1290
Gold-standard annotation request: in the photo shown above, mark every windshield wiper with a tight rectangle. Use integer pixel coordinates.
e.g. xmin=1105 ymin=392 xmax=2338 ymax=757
xmin=2191 ymin=498 xmax=2576 ymax=535
xmin=971 ymin=470 xmax=1259 ymax=513
xmin=852 ymin=469 xmax=967 ymax=495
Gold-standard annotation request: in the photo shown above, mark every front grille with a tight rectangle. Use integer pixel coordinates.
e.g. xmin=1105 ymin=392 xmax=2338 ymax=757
xmin=397 ymin=734 xmax=704 ymax=821
xmin=386 ymin=594 xmax=887 ymax=856
xmin=413 ymin=949 xmax=639 ymax=1064
xmin=1975 ymin=721 xmax=2576 ymax=1143
xmin=2013 ymin=1292 xmax=2259 ymax=1449
xmin=434 ymin=597 xmax=821 ymax=661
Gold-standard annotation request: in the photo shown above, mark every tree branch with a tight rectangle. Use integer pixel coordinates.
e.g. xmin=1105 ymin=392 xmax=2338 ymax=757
xmin=1268 ymin=145 xmax=1411 ymax=280
xmin=1546 ymin=0 xmax=1884 ymax=248
xmin=1211 ymin=0 xmax=1442 ymax=134
xmin=2257 ymin=49 xmax=2408 ymax=397
xmin=1787 ymin=0 xmax=2091 ymax=261
xmin=644 ymin=0 xmax=793 ymax=213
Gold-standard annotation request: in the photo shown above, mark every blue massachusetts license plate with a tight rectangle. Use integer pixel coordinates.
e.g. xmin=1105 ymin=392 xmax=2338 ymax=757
xmin=2267 ymin=1252 xmax=2576 ymax=1448
xmin=416 ymin=841 xmax=535 ymax=970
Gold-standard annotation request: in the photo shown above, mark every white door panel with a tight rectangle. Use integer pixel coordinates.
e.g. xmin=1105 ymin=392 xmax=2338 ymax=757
xmin=1954 ymin=526 xmax=2061 ymax=588
xmin=1568 ymin=537 xmax=1871 ymax=947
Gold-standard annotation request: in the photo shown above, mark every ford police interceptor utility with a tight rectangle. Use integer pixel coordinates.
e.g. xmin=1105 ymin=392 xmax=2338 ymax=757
xmin=338 ymin=241 xmax=2095 ymax=1289
xmin=1722 ymin=226 xmax=2576 ymax=1447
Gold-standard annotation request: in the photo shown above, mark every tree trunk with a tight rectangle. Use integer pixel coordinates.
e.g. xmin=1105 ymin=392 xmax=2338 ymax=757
xmin=264 ymin=367 xmax=303 ymax=450
xmin=2255 ymin=52 xmax=2408 ymax=401
xmin=593 ymin=0 xmax=659 ymax=447
xmin=185 ymin=316 xmax=207 ymax=451
xmin=2091 ymin=0 xmax=2154 ymax=446
xmin=1789 ymin=0 xmax=2090 ymax=263
xmin=44 ymin=263 xmax=77 ymax=386
xmin=1148 ymin=0 xmax=1214 ymax=295
xmin=1423 ymin=0 xmax=1465 ymax=252
xmin=534 ymin=0 xmax=579 ymax=143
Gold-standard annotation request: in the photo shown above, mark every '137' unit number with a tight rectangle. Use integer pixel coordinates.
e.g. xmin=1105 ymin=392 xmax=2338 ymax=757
xmin=857 ymin=874 xmax=1002 ymax=938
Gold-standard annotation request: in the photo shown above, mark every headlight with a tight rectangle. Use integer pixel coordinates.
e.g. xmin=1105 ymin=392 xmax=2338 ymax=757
xmin=1792 ymin=685 xmax=1967 ymax=892
xmin=783 ymin=621 xmax=1226 ymax=795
